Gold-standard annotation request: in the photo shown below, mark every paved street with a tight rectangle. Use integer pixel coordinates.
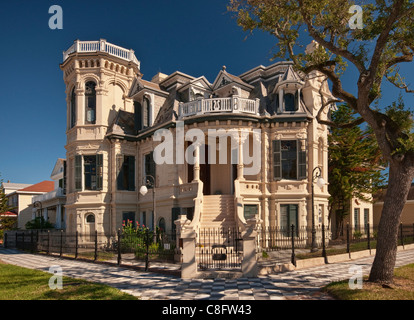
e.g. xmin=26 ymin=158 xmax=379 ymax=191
xmin=1 ymin=247 xmax=414 ymax=300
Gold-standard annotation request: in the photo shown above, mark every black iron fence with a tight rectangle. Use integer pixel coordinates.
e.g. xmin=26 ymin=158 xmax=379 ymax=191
xmin=258 ymin=223 xmax=414 ymax=266
xmin=5 ymin=229 xmax=180 ymax=271
xmin=196 ymin=227 xmax=243 ymax=271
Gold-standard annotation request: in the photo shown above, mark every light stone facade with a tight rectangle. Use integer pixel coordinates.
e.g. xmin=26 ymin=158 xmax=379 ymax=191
xmin=59 ymin=39 xmax=332 ymax=239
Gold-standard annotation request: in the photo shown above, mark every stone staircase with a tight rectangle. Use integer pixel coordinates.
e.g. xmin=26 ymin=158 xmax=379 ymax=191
xmin=200 ymin=195 xmax=236 ymax=230
xmin=197 ymin=195 xmax=242 ymax=271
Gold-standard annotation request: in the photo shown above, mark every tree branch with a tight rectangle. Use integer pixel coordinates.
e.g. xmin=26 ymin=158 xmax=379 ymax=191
xmin=297 ymin=0 xmax=367 ymax=74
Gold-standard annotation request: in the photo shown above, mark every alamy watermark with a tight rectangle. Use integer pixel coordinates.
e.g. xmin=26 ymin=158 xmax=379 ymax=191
xmin=48 ymin=265 xmax=63 ymax=290
xmin=152 ymin=121 xmax=262 ymax=175
xmin=348 ymin=265 xmax=363 ymax=289
xmin=349 ymin=5 xmax=363 ymax=30
xmin=48 ymin=5 xmax=63 ymax=30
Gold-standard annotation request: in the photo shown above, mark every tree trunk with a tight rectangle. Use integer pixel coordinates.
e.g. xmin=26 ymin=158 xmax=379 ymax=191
xmin=368 ymin=160 xmax=414 ymax=283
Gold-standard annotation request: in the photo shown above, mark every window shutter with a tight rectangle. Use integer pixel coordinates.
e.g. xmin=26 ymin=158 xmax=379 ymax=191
xmin=74 ymin=155 xmax=82 ymax=191
xmin=134 ymin=101 xmax=142 ymax=132
xmin=96 ymin=154 xmax=103 ymax=190
xmin=128 ymin=156 xmax=135 ymax=191
xmin=298 ymin=141 xmax=307 ymax=180
xmin=116 ymin=155 xmax=124 ymax=190
xmin=272 ymin=140 xmax=281 ymax=180
xmin=294 ymin=91 xmax=299 ymax=111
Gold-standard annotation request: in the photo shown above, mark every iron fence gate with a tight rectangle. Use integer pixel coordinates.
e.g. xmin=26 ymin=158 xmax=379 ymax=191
xmin=196 ymin=227 xmax=243 ymax=271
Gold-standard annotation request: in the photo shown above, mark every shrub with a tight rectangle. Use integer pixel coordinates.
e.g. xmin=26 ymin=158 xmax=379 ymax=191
xmin=25 ymin=217 xmax=54 ymax=230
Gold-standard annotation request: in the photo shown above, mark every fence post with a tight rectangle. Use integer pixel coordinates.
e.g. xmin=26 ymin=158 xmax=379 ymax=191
xmin=47 ymin=230 xmax=50 ymax=255
xmin=60 ymin=230 xmax=63 ymax=257
xmin=291 ymin=224 xmax=296 ymax=267
xmin=145 ymin=228 xmax=150 ymax=271
xmin=94 ymin=230 xmax=98 ymax=261
xmin=241 ymin=219 xmax=259 ymax=277
xmin=117 ymin=229 xmax=121 ymax=266
xmin=75 ymin=231 xmax=78 ymax=259
xmin=346 ymin=223 xmax=350 ymax=259
xmin=400 ymin=223 xmax=404 ymax=249
xmin=4 ymin=233 xmax=7 ymax=249
xmin=15 ymin=232 xmax=18 ymax=249
xmin=22 ymin=232 xmax=25 ymax=251
xmin=322 ymin=224 xmax=327 ymax=264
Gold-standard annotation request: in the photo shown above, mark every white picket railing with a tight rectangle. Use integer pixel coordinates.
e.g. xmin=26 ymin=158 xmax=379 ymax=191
xmin=62 ymin=39 xmax=140 ymax=67
xmin=179 ymin=96 xmax=259 ymax=118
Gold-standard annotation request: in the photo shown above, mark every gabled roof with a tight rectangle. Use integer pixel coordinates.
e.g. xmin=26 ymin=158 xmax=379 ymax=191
xmin=50 ymin=158 xmax=66 ymax=180
xmin=177 ymin=76 xmax=212 ymax=92
xmin=211 ymin=67 xmax=254 ymax=91
xmin=18 ymin=181 xmax=54 ymax=193
xmin=129 ymin=78 xmax=169 ymax=98
xmin=281 ymin=65 xmax=300 ymax=81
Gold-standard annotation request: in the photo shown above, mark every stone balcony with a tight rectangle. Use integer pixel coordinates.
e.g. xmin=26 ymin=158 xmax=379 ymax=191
xmin=178 ymin=96 xmax=260 ymax=119
xmin=62 ymin=39 xmax=140 ymax=68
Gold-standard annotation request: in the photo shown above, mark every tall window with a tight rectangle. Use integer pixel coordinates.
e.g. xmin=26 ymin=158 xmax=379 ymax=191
xmin=117 ymin=155 xmax=135 ymax=191
xmin=272 ymin=140 xmax=307 ymax=180
xmin=284 ymin=93 xmax=296 ymax=111
xmin=143 ymin=97 xmax=151 ymax=128
xmin=354 ymin=208 xmax=360 ymax=231
xmin=272 ymin=140 xmax=306 ymax=180
xmin=85 ymin=81 xmax=96 ymax=124
xmin=364 ymin=208 xmax=369 ymax=233
xmin=70 ymin=87 xmax=77 ymax=128
xmin=280 ymin=204 xmax=299 ymax=236
xmin=74 ymin=154 xmax=103 ymax=191
xmin=134 ymin=101 xmax=142 ymax=132
xmin=144 ymin=152 xmax=156 ymax=188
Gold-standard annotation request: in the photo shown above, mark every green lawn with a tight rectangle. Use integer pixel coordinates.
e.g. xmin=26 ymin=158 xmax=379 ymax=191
xmin=0 ymin=262 xmax=138 ymax=300
xmin=322 ymin=263 xmax=414 ymax=300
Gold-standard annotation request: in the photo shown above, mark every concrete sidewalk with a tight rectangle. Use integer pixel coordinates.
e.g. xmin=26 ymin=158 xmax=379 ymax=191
xmin=1 ymin=246 xmax=413 ymax=300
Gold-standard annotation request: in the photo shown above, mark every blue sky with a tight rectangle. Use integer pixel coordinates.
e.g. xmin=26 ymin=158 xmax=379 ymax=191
xmin=0 ymin=0 xmax=412 ymax=184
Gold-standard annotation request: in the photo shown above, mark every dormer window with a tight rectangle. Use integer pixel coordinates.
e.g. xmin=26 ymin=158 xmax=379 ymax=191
xmin=85 ymin=81 xmax=96 ymax=124
xmin=143 ymin=96 xmax=151 ymax=128
xmin=284 ymin=92 xmax=297 ymax=112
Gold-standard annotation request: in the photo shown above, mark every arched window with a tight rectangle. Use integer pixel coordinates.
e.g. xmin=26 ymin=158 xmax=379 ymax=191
xmin=86 ymin=213 xmax=95 ymax=223
xmin=284 ymin=93 xmax=296 ymax=112
xmin=143 ymin=96 xmax=151 ymax=128
xmin=70 ymin=87 xmax=76 ymax=128
xmin=85 ymin=81 xmax=96 ymax=124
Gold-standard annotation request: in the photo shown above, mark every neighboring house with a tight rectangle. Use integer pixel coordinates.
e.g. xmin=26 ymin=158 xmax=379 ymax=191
xmin=2 ymin=182 xmax=33 ymax=196
xmin=60 ymin=39 xmax=333 ymax=239
xmin=31 ymin=159 xmax=67 ymax=229
xmin=373 ymin=183 xmax=414 ymax=225
xmin=5 ymin=181 xmax=54 ymax=229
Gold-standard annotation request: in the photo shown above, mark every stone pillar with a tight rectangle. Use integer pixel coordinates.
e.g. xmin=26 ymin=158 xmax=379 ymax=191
xmin=180 ymin=228 xmax=198 ymax=279
xmin=192 ymin=144 xmax=200 ymax=182
xmin=242 ymin=218 xmax=259 ymax=277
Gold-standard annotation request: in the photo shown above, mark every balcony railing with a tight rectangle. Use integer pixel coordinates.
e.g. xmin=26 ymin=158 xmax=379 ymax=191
xmin=178 ymin=96 xmax=260 ymax=119
xmin=62 ymin=39 xmax=140 ymax=68
xmin=32 ymin=188 xmax=65 ymax=204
